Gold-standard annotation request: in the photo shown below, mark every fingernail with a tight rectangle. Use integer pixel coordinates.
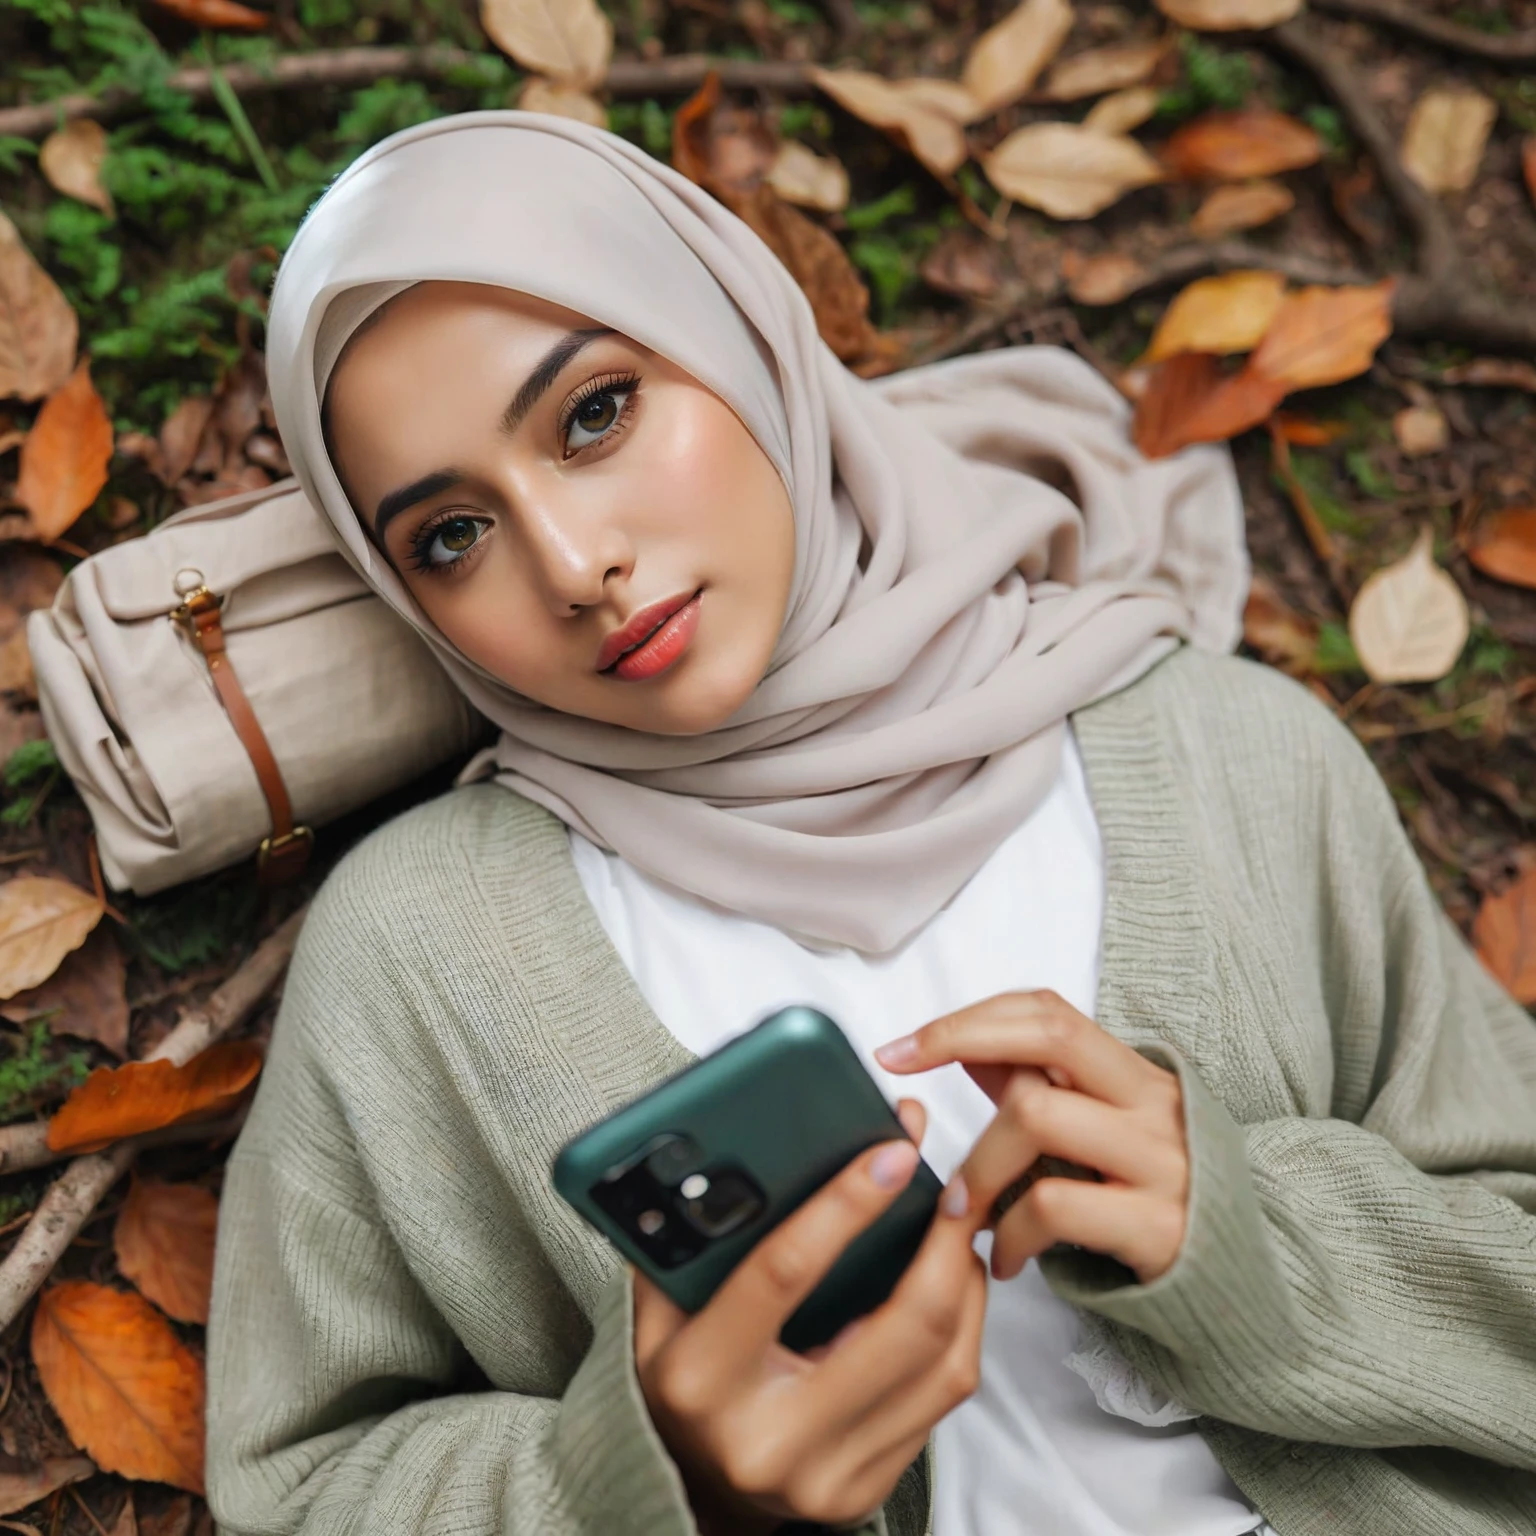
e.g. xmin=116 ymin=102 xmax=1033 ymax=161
xmin=875 ymin=1034 xmax=919 ymax=1067
xmin=941 ymin=1174 xmax=970 ymax=1218
xmin=870 ymin=1142 xmax=919 ymax=1188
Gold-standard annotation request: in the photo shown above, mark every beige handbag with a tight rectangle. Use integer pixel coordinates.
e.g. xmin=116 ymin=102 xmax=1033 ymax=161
xmin=27 ymin=480 xmax=484 ymax=895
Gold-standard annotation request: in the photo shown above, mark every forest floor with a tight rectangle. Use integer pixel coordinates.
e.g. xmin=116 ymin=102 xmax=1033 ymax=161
xmin=2 ymin=0 xmax=1536 ymax=1531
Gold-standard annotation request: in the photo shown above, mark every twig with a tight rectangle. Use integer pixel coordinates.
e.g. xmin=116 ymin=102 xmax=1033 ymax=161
xmin=1267 ymin=418 xmax=1353 ymax=603
xmin=0 ymin=1104 xmax=251 ymax=1177
xmin=0 ymin=49 xmax=814 ymax=139
xmin=0 ymin=906 xmax=305 ymax=1331
xmin=1308 ymin=0 xmax=1536 ymax=63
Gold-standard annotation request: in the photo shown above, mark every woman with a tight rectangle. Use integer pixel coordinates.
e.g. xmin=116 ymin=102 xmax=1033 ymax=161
xmin=205 ymin=112 xmax=1536 ymax=1536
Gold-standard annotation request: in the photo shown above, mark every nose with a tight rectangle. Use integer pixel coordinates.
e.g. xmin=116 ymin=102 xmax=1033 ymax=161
xmin=514 ymin=487 xmax=634 ymax=616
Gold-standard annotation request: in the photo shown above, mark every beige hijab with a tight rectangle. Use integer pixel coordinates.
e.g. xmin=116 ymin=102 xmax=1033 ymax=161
xmin=267 ymin=111 xmax=1248 ymax=954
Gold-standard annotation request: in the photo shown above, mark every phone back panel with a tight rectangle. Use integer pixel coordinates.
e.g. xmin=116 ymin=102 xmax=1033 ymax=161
xmin=553 ymin=1007 xmax=941 ymax=1351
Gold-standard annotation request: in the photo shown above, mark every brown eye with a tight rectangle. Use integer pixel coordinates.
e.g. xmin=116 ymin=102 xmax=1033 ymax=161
xmin=564 ymin=383 xmax=635 ymax=452
xmin=408 ymin=514 xmax=488 ymax=573
xmin=439 ymin=517 xmax=478 ymax=553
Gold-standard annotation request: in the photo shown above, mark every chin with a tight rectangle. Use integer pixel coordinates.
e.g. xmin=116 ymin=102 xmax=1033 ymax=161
xmin=641 ymin=664 xmax=758 ymax=736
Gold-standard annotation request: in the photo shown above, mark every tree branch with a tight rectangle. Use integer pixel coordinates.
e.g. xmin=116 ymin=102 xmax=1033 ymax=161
xmin=0 ymin=906 xmax=305 ymax=1332
xmin=0 ymin=49 xmax=814 ymax=139
xmin=1307 ymin=0 xmax=1536 ymax=64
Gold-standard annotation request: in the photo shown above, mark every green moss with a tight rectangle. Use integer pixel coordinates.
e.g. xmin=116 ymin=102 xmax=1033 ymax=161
xmin=0 ymin=1023 xmax=90 ymax=1128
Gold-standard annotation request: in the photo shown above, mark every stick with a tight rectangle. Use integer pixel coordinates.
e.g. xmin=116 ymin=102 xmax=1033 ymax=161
xmin=0 ymin=1105 xmax=251 ymax=1177
xmin=1307 ymin=0 xmax=1536 ymax=64
xmin=0 ymin=49 xmax=814 ymax=139
xmin=0 ymin=906 xmax=306 ymax=1331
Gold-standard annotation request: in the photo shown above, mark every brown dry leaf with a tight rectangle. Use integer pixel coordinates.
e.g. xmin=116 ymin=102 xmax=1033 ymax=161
xmin=39 ymin=122 xmax=113 ymax=217
xmin=983 ymin=123 xmax=1164 ymax=218
xmin=766 ymin=141 xmax=850 ymax=213
xmin=1082 ymin=85 xmax=1161 ymax=136
xmin=1041 ymin=41 xmax=1166 ymax=102
xmin=1155 ymin=0 xmax=1299 ymax=24
xmin=1144 ymin=269 xmax=1286 ymax=363
xmin=811 ymin=69 xmax=973 ymax=177
xmin=1132 ymin=351 xmax=1286 ymax=459
xmin=1 ymin=926 xmax=130 ymax=1056
xmin=919 ymin=230 xmax=1005 ymax=299
xmin=0 ymin=631 xmax=32 ymax=699
xmin=1401 ymin=88 xmax=1496 ymax=196
xmin=0 ymin=877 xmax=103 ymax=1001
xmin=0 ymin=210 xmax=78 ymax=403
xmin=138 ymin=1497 xmax=190 ymax=1536
xmin=157 ymin=396 xmax=215 ymax=488
xmin=0 ymin=550 xmax=63 ymax=637
xmin=1162 ymin=109 xmax=1322 ymax=181
xmin=152 ymin=0 xmax=267 ymax=25
xmin=47 ymin=1040 xmax=263 ymax=1155
xmin=1348 ymin=528 xmax=1469 ymax=685
xmin=1247 ymin=279 xmax=1394 ymax=392
xmin=1392 ymin=403 xmax=1448 ymax=458
xmin=673 ymin=72 xmax=776 ymax=195
xmin=1524 ymin=138 xmax=1536 ymax=206
xmin=31 ymin=1282 xmax=204 ymax=1493
xmin=1468 ymin=508 xmax=1536 ymax=590
xmin=962 ymin=0 xmax=1076 ymax=117
xmin=517 ymin=77 xmax=606 ymax=128
xmin=115 ymin=1178 xmax=219 ymax=1326
xmin=0 ymin=1453 xmax=94 ymax=1517
xmin=1473 ymin=864 xmax=1536 ymax=1004
xmin=480 ymin=0 xmax=612 ymax=90
xmin=1190 ymin=178 xmax=1294 ymax=238
xmin=1243 ymin=574 xmax=1318 ymax=675
xmin=106 ymin=1494 xmax=135 ymax=1536
xmin=14 ymin=360 xmax=114 ymax=541
xmin=1062 ymin=250 xmax=1147 ymax=304
xmin=1272 ymin=411 xmax=1348 ymax=447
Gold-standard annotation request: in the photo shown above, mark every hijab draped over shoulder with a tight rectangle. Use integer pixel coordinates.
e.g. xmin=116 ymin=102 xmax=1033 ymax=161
xmin=266 ymin=111 xmax=1248 ymax=954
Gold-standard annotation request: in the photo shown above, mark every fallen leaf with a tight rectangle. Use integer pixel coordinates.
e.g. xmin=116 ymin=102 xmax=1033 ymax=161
xmin=1144 ymin=269 xmax=1287 ymax=363
xmin=1524 ymin=137 xmax=1536 ymax=206
xmin=480 ymin=0 xmax=612 ymax=90
xmin=1401 ymin=87 xmax=1496 ymax=195
xmin=517 ymin=76 xmax=607 ymax=128
xmin=0 ymin=211 xmax=78 ymax=403
xmin=1468 ymin=508 xmax=1536 ymax=590
xmin=210 ymin=349 xmax=266 ymax=478
xmin=983 ymin=123 xmax=1164 ymax=218
xmin=1155 ymin=0 xmax=1299 ymax=24
xmin=106 ymin=1494 xmax=135 ymax=1536
xmin=2 ymin=926 xmax=130 ymax=1056
xmin=1062 ymin=250 xmax=1147 ymax=304
xmin=150 ymin=0 xmax=267 ymax=26
xmin=1441 ymin=358 xmax=1536 ymax=392
xmin=0 ymin=632 xmax=32 ymax=700
xmin=1190 ymin=178 xmax=1294 ymax=238
xmin=14 ymin=360 xmax=114 ymax=541
xmin=766 ymin=140 xmax=850 ymax=213
xmin=1272 ymin=410 xmax=1348 ymax=446
xmin=1243 ymin=574 xmax=1318 ymax=675
xmin=47 ymin=1041 xmax=263 ymax=1155
xmin=0 ymin=708 xmax=44 ymax=767
xmin=1082 ymin=85 xmax=1161 ymax=136
xmin=1473 ymin=864 xmax=1536 ymax=1003
xmin=138 ymin=1497 xmax=190 ymax=1536
xmin=1041 ymin=41 xmax=1166 ymax=102
xmin=0 ymin=877 xmax=103 ymax=1001
xmin=155 ymin=397 xmax=215 ymax=488
xmin=918 ymin=229 xmax=1004 ymax=298
xmin=673 ymin=72 xmax=777 ymax=194
xmin=962 ymin=0 xmax=1076 ymax=117
xmin=38 ymin=122 xmax=112 ymax=217
xmin=115 ymin=1178 xmax=219 ymax=1326
xmin=1132 ymin=351 xmax=1285 ymax=458
xmin=0 ymin=549 xmax=60 ymax=655
xmin=1392 ymin=403 xmax=1447 ymax=457
xmin=1348 ymin=528 xmax=1469 ymax=685
xmin=0 ymin=1453 xmax=94 ymax=1517
xmin=811 ymin=69 xmax=973 ymax=177
xmin=1330 ymin=160 xmax=1391 ymax=250
xmin=1247 ymin=279 xmax=1394 ymax=392
xmin=31 ymin=1282 xmax=204 ymax=1494
xmin=1162 ymin=108 xmax=1322 ymax=181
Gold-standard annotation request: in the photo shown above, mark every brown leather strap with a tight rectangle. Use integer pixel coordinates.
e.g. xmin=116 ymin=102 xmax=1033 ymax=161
xmin=177 ymin=587 xmax=312 ymax=884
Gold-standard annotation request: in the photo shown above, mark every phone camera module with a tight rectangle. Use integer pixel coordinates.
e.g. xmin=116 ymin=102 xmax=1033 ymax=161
xmin=677 ymin=1166 xmax=766 ymax=1239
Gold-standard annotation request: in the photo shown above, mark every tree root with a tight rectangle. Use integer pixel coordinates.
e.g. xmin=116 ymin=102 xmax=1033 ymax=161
xmin=1308 ymin=0 xmax=1536 ymax=64
xmin=0 ymin=906 xmax=306 ymax=1333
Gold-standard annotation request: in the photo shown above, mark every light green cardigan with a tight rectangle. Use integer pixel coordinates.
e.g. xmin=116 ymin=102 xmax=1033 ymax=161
xmin=205 ymin=648 xmax=1536 ymax=1536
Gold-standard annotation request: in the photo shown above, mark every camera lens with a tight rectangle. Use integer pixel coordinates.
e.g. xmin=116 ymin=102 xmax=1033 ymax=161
xmin=644 ymin=1134 xmax=706 ymax=1186
xmin=678 ymin=1166 xmax=766 ymax=1239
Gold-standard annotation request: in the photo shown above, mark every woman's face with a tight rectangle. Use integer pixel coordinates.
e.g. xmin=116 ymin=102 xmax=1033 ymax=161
xmin=324 ymin=281 xmax=796 ymax=735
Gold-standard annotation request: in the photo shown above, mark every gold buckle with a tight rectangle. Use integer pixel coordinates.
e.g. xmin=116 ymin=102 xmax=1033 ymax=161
xmin=170 ymin=569 xmax=223 ymax=629
xmin=257 ymin=825 xmax=314 ymax=871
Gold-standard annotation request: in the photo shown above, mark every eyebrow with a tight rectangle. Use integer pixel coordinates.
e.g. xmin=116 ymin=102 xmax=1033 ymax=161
xmin=373 ymin=469 xmax=466 ymax=547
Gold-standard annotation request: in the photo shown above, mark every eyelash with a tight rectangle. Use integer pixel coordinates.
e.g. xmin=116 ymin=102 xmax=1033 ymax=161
xmin=559 ymin=370 xmax=640 ymax=458
xmin=405 ymin=510 xmax=491 ymax=578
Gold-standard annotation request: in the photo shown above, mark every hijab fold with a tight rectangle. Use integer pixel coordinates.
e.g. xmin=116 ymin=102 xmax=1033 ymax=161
xmin=268 ymin=112 xmax=1248 ymax=954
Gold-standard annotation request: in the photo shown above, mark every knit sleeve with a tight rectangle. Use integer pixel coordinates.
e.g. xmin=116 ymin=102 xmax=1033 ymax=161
xmin=1045 ymin=675 xmax=1536 ymax=1469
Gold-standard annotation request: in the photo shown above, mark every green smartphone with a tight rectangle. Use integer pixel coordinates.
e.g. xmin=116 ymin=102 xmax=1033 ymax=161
xmin=552 ymin=1005 xmax=942 ymax=1352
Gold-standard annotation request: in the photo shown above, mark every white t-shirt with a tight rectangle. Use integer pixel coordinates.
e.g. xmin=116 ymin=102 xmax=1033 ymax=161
xmin=570 ymin=730 xmax=1264 ymax=1536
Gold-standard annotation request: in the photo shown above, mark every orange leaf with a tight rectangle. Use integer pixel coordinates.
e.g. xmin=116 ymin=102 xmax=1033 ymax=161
xmin=47 ymin=1041 xmax=262 ymax=1155
xmin=1524 ymin=137 xmax=1536 ymax=207
xmin=150 ymin=0 xmax=267 ymax=28
xmin=1242 ymin=573 xmax=1318 ymax=675
xmin=1162 ymin=108 xmax=1322 ymax=181
xmin=31 ymin=1282 xmax=204 ymax=1493
xmin=1132 ymin=352 xmax=1286 ymax=459
xmin=115 ymin=1178 xmax=218 ymax=1326
xmin=1247 ymin=279 xmax=1395 ymax=393
xmin=1468 ymin=508 xmax=1536 ymax=591
xmin=1473 ymin=864 xmax=1536 ymax=1004
xmin=1271 ymin=410 xmax=1349 ymax=447
xmin=14 ymin=360 xmax=113 ymax=542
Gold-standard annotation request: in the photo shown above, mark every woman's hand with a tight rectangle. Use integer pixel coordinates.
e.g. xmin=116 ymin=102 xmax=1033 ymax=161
xmin=876 ymin=991 xmax=1189 ymax=1285
xmin=633 ymin=1103 xmax=985 ymax=1535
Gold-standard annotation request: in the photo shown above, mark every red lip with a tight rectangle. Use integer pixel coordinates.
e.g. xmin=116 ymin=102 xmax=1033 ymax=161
xmin=596 ymin=590 xmax=701 ymax=675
